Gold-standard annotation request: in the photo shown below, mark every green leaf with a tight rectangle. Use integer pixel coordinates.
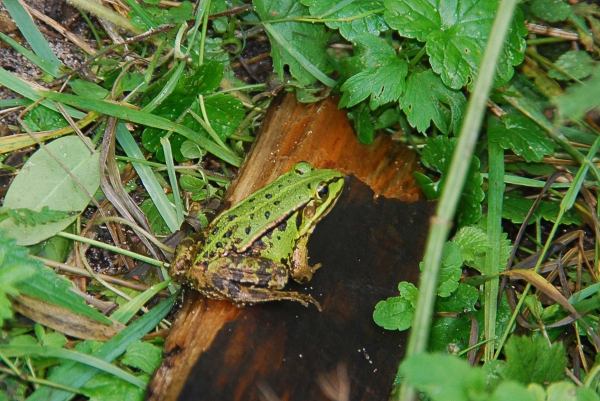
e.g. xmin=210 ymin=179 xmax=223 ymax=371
xmin=22 ymin=105 xmax=68 ymax=131
xmin=255 ymin=0 xmax=333 ymax=86
xmin=452 ymin=225 xmax=489 ymax=266
xmin=2 ymin=206 xmax=75 ymax=228
xmin=353 ymin=104 xmax=375 ymax=145
xmin=140 ymin=197 xmax=171 ymax=236
xmin=435 ymin=283 xmax=479 ymax=313
xmin=339 ymin=35 xmax=407 ymax=109
xmin=70 ymin=79 xmax=110 ymax=99
xmin=27 ymin=294 xmax=176 ymax=401
xmin=120 ymin=341 xmax=163 ymax=375
xmin=400 ymin=353 xmax=487 ymax=401
xmin=384 ymin=0 xmax=527 ymax=89
xmin=180 ymin=141 xmax=204 ymax=160
xmin=548 ymin=50 xmax=595 ymax=81
xmin=531 ymin=0 xmax=571 ymax=22
xmin=488 ymin=114 xmax=555 ymax=162
xmin=0 ymin=230 xmax=37 ymax=326
xmin=82 ymin=371 xmax=146 ymax=401
xmin=546 ymin=382 xmax=600 ymax=401
xmin=435 ymin=242 xmax=462 ymax=297
xmin=400 ymin=70 xmax=466 ymax=134
xmin=373 ymin=297 xmax=414 ymax=331
xmin=0 ymin=136 xmax=100 ymax=245
xmin=301 ymin=0 xmax=388 ymax=40
xmin=503 ymin=193 xmax=583 ymax=225
xmin=502 ymin=335 xmax=567 ymax=385
xmin=489 ymin=381 xmax=536 ymax=401
xmin=398 ymin=281 xmax=418 ymax=308
xmin=554 ymin=67 xmax=600 ymax=121
xmin=429 ymin=315 xmax=472 ymax=352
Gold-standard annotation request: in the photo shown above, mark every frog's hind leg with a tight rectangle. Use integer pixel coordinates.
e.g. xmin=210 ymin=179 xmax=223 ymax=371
xmin=211 ymin=276 xmax=322 ymax=311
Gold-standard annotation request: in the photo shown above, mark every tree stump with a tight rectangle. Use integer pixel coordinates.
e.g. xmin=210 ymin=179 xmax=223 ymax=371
xmin=147 ymin=93 xmax=434 ymax=400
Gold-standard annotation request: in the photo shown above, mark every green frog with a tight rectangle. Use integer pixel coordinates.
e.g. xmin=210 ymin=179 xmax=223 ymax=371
xmin=169 ymin=162 xmax=344 ymax=310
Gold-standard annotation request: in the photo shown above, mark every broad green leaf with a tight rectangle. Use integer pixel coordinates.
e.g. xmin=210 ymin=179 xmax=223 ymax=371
xmin=503 ymin=193 xmax=583 ymax=225
xmin=452 ymin=225 xmax=489 ymax=265
xmin=353 ymin=104 xmax=375 ymax=145
xmin=546 ymin=382 xmax=600 ymax=401
xmin=548 ymin=50 xmax=595 ymax=81
xmin=384 ymin=0 xmax=527 ymax=89
xmin=400 ymin=70 xmax=466 ymax=134
xmin=489 ymin=381 xmax=536 ymax=401
xmin=27 ymin=294 xmax=176 ymax=401
xmin=301 ymin=0 xmax=388 ymax=40
xmin=339 ymin=35 xmax=407 ymax=109
xmin=255 ymin=0 xmax=333 ymax=86
xmin=531 ymin=0 xmax=572 ymax=22
xmin=502 ymin=335 xmax=566 ymax=385
xmin=488 ymin=114 xmax=555 ymax=162
xmin=400 ymin=353 xmax=487 ymax=401
xmin=120 ymin=340 xmax=163 ymax=374
xmin=0 ymin=136 xmax=100 ymax=245
xmin=434 ymin=242 xmax=462 ymax=297
xmin=140 ymin=197 xmax=171 ymax=235
xmin=429 ymin=314 xmax=472 ymax=352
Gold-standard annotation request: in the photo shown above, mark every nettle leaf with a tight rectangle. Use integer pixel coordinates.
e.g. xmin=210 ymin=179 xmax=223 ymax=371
xmin=421 ymin=136 xmax=484 ymax=226
xmin=488 ymin=114 xmax=555 ymax=162
xmin=531 ymin=0 xmax=571 ymax=23
xmin=384 ymin=0 xmax=527 ymax=89
xmin=301 ymin=0 xmax=388 ymax=40
xmin=400 ymin=69 xmax=466 ymax=134
xmin=0 ymin=136 xmax=100 ymax=245
xmin=452 ymin=225 xmax=489 ymax=266
xmin=433 ymin=242 xmax=462 ymax=297
xmin=255 ymin=0 xmax=331 ymax=86
xmin=340 ymin=35 xmax=407 ymax=109
xmin=502 ymin=335 xmax=567 ymax=385
xmin=548 ymin=50 xmax=595 ymax=81
xmin=142 ymin=61 xmax=239 ymax=162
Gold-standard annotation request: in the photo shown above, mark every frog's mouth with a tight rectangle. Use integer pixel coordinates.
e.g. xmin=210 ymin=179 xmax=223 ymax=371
xmin=298 ymin=176 xmax=345 ymax=237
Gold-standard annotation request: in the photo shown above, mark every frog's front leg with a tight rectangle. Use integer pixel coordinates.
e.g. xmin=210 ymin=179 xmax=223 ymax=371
xmin=290 ymin=235 xmax=321 ymax=284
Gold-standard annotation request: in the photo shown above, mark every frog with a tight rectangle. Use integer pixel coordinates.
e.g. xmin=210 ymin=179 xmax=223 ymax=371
xmin=169 ymin=162 xmax=345 ymax=311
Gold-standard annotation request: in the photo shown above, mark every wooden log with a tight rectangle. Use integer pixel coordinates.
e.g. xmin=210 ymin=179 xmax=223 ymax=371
xmin=147 ymin=93 xmax=433 ymax=400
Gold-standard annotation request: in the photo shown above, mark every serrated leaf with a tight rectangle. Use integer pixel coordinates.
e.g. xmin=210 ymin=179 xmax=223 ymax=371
xmin=373 ymin=297 xmax=414 ymax=331
xmin=0 ymin=136 xmax=100 ymax=245
xmin=488 ymin=114 xmax=555 ymax=162
xmin=436 ymin=242 xmax=463 ymax=297
xmin=301 ymin=0 xmax=388 ymax=40
xmin=400 ymin=70 xmax=466 ymax=134
xmin=255 ymin=0 xmax=332 ymax=86
xmin=340 ymin=35 xmax=407 ymax=109
xmin=400 ymin=353 xmax=487 ymax=400
xmin=452 ymin=225 xmax=489 ymax=265
xmin=422 ymin=136 xmax=484 ymax=226
xmin=398 ymin=281 xmax=418 ymax=308
xmin=120 ymin=340 xmax=163 ymax=374
xmin=384 ymin=0 xmax=527 ymax=89
xmin=502 ymin=336 xmax=567 ymax=384
xmin=548 ymin=50 xmax=595 ymax=81
xmin=531 ymin=0 xmax=571 ymax=22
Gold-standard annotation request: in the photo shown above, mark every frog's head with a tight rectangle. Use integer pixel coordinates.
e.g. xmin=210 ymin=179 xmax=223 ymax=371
xmin=296 ymin=168 xmax=345 ymax=236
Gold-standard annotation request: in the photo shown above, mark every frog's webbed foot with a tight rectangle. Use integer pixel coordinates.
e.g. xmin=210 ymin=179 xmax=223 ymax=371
xmin=212 ymin=276 xmax=322 ymax=311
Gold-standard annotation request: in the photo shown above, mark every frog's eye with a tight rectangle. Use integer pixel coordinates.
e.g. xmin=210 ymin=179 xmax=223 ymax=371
xmin=316 ymin=184 xmax=329 ymax=199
